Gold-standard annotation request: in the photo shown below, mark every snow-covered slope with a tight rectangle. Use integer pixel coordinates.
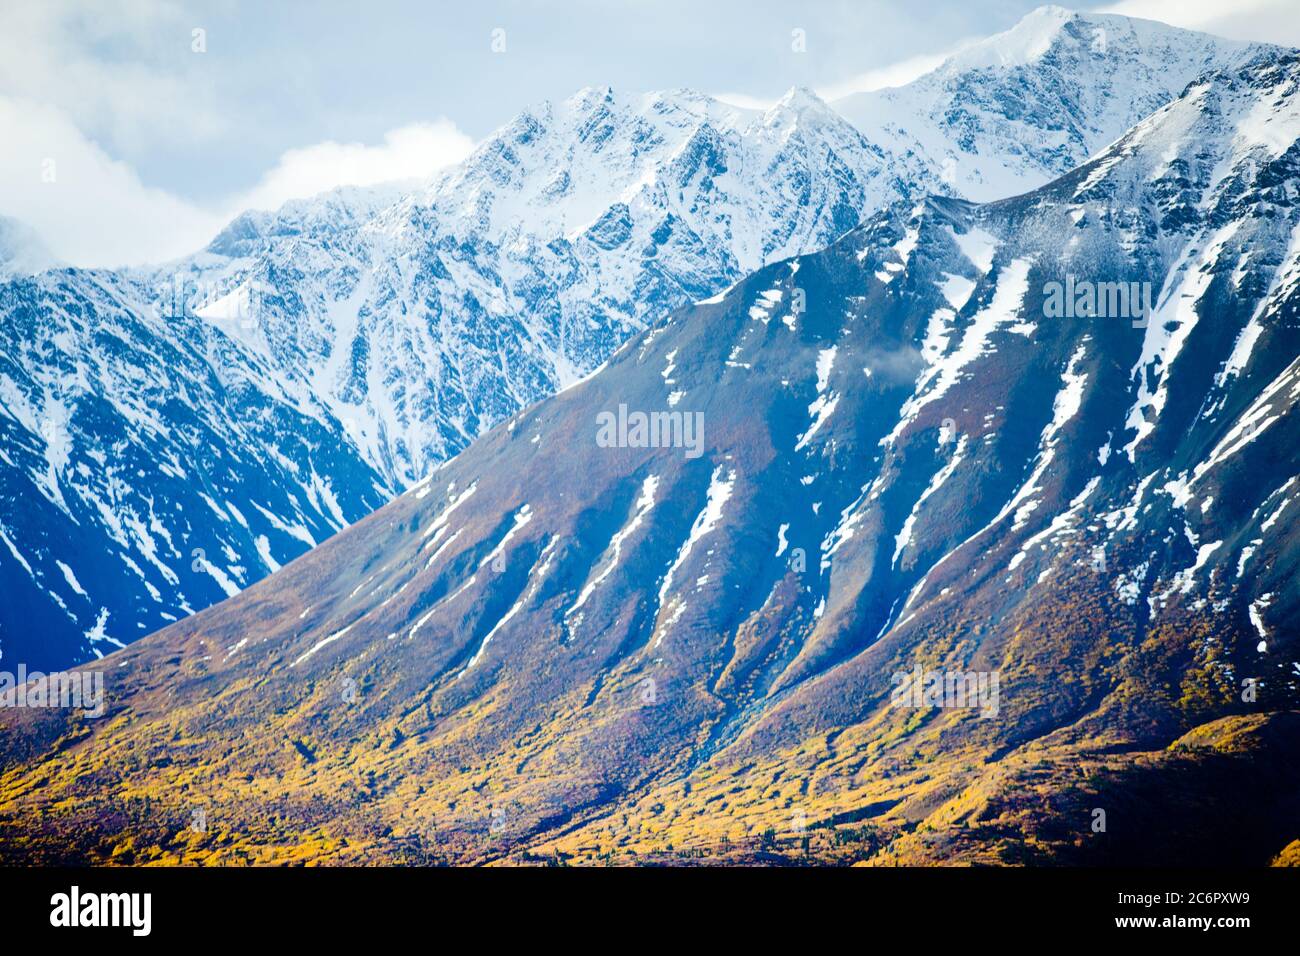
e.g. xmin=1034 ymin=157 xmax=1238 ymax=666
xmin=833 ymin=5 xmax=1273 ymax=201
xmin=154 ymin=86 xmax=898 ymax=488
xmin=162 ymin=7 xmax=1275 ymax=493
xmin=0 ymin=269 xmax=390 ymax=668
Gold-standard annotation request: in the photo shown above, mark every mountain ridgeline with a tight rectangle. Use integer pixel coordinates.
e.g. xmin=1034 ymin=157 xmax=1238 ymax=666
xmin=0 ymin=7 xmax=1273 ymax=671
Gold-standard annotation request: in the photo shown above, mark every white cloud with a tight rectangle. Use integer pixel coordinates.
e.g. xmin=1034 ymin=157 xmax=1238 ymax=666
xmin=0 ymin=0 xmax=225 ymax=158
xmin=0 ymin=1 xmax=476 ymax=267
xmin=0 ymin=97 xmax=474 ymax=268
xmin=712 ymin=91 xmax=780 ymax=111
xmin=816 ymin=50 xmax=961 ymax=101
xmin=0 ymin=92 xmax=478 ymax=269
xmin=0 ymin=96 xmax=224 ymax=268
xmin=1096 ymin=0 xmax=1300 ymax=45
xmin=715 ymin=42 xmax=971 ymax=112
xmin=233 ymin=121 xmax=475 ymax=213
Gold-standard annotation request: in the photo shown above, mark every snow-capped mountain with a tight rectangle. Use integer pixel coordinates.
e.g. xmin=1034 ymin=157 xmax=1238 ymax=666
xmin=6 ymin=46 xmax=1297 ymax=866
xmin=834 ymin=4 xmax=1272 ymax=200
xmin=0 ymin=6 xmax=1285 ymax=673
xmin=156 ymin=7 xmax=1273 ymax=495
xmin=156 ymin=86 xmax=899 ymax=488
xmin=0 ymin=86 xmax=894 ymax=670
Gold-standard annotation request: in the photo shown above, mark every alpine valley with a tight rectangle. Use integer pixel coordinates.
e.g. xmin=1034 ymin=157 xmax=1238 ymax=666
xmin=1 ymin=7 xmax=1298 ymax=866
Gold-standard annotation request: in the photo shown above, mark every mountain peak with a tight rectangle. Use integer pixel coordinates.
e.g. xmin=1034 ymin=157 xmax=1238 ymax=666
xmin=566 ymin=84 xmax=617 ymax=111
xmin=762 ymin=85 xmax=838 ymax=129
xmin=774 ymin=85 xmax=827 ymax=109
xmin=944 ymin=4 xmax=1077 ymax=71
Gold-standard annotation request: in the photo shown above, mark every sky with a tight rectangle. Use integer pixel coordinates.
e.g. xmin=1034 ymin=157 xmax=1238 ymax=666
xmin=2 ymin=0 xmax=1297 ymax=268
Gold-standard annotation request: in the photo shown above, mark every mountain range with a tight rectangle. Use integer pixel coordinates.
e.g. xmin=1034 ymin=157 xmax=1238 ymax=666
xmin=1 ymin=22 xmax=1297 ymax=865
xmin=0 ymin=6 xmax=1275 ymax=672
